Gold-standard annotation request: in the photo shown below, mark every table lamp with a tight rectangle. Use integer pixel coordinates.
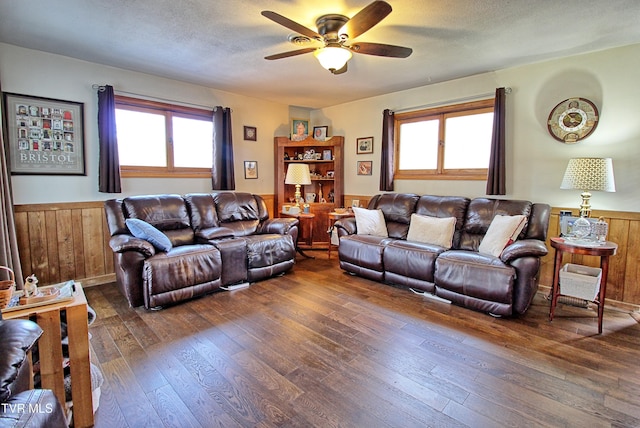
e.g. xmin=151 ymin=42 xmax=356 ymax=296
xmin=285 ymin=163 xmax=311 ymax=207
xmin=560 ymin=157 xmax=615 ymax=218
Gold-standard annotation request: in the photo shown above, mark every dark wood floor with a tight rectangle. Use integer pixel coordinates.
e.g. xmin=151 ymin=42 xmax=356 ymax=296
xmin=85 ymin=252 xmax=640 ymax=428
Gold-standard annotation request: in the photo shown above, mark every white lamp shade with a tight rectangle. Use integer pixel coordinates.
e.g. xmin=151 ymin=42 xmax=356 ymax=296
xmin=314 ymin=46 xmax=352 ymax=71
xmin=285 ymin=163 xmax=311 ymax=185
xmin=560 ymin=158 xmax=616 ymax=192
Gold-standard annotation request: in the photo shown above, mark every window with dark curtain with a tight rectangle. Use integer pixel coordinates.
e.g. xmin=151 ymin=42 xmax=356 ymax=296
xmin=211 ymin=106 xmax=235 ymax=190
xmin=97 ymin=85 xmax=122 ymax=193
xmin=486 ymin=87 xmax=506 ymax=195
xmin=380 ymin=109 xmax=395 ymax=191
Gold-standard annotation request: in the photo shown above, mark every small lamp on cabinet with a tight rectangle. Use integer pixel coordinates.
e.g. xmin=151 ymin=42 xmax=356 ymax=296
xmin=560 ymin=157 xmax=616 ymax=218
xmin=285 ymin=163 xmax=311 ymax=207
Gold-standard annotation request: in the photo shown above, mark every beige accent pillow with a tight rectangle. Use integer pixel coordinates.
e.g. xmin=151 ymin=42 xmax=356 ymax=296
xmin=407 ymin=214 xmax=456 ymax=249
xmin=478 ymin=214 xmax=527 ymax=257
xmin=353 ymin=207 xmax=388 ymax=237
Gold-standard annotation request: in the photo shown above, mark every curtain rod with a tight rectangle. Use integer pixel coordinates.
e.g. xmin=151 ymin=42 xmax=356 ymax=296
xmin=392 ymin=87 xmax=512 ymax=114
xmin=91 ymin=84 xmax=226 ymax=111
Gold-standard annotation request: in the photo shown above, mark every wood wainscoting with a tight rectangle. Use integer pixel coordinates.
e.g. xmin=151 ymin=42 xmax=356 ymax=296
xmin=13 ymin=199 xmax=640 ymax=310
xmin=15 ymin=201 xmax=115 ymax=287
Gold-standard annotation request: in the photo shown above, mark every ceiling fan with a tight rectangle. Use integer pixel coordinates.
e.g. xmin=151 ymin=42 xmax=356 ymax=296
xmin=262 ymin=1 xmax=412 ymax=75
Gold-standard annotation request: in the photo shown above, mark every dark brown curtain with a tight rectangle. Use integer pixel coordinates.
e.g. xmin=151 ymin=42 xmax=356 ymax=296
xmin=486 ymin=87 xmax=506 ymax=195
xmin=97 ymin=85 xmax=121 ymax=193
xmin=211 ymin=106 xmax=235 ymax=190
xmin=380 ymin=109 xmax=395 ymax=191
xmin=0 ymin=84 xmax=24 ymax=289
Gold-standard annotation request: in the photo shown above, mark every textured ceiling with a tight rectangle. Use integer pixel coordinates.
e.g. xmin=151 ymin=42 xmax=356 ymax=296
xmin=2 ymin=1 xmax=640 ymax=109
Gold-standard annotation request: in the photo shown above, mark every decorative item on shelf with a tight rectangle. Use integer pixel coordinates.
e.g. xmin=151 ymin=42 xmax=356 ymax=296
xmin=305 ymin=193 xmax=316 ymax=203
xmin=284 ymin=153 xmax=290 ymax=160
xmin=291 ymin=119 xmax=309 ymax=141
xmin=303 ymin=203 xmax=310 ymax=214
xmin=303 ymin=149 xmax=315 ymax=160
xmin=594 ymin=216 xmax=609 ymax=242
xmin=318 ymin=183 xmax=325 ymax=203
xmin=323 ymin=149 xmax=332 ymax=160
xmin=313 ymin=126 xmax=328 ymax=140
xmin=560 ymin=157 xmax=616 ymax=218
xmin=285 ymin=163 xmax=311 ymax=207
xmin=23 ymin=274 xmax=38 ymax=297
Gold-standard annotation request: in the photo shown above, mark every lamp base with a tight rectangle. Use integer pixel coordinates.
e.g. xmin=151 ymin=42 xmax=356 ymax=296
xmin=579 ymin=191 xmax=592 ymax=218
xmin=294 ymin=184 xmax=302 ymax=207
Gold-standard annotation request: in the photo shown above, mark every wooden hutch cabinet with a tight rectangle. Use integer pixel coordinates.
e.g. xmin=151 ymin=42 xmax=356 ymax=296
xmin=275 ymin=135 xmax=344 ymax=249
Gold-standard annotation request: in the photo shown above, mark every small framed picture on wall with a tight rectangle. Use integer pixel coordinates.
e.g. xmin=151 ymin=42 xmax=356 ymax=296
xmin=356 ymin=137 xmax=373 ymax=154
xmin=244 ymin=161 xmax=258 ymax=179
xmin=357 ymin=161 xmax=372 ymax=175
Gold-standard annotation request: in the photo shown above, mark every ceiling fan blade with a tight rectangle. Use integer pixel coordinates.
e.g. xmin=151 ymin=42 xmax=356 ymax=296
xmin=261 ymin=11 xmax=321 ymax=40
xmin=339 ymin=1 xmax=392 ymax=40
xmin=350 ymin=42 xmax=412 ymax=58
xmin=332 ymin=63 xmax=348 ymax=75
xmin=265 ymin=48 xmax=316 ymax=60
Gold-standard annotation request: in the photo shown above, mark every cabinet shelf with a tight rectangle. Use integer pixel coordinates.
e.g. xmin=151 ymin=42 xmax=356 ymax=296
xmin=275 ymin=135 xmax=344 ymax=247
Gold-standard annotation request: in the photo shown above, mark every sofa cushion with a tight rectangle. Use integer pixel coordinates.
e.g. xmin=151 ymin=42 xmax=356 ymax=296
xmin=478 ymin=215 xmax=526 ymax=257
xmin=354 ymin=207 xmax=388 ymax=237
xmin=407 ymin=214 xmax=456 ymax=248
xmin=126 ymin=218 xmax=172 ymax=252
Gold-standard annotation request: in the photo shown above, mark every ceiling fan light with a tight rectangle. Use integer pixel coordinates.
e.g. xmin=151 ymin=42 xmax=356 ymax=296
xmin=314 ymin=46 xmax=352 ymax=71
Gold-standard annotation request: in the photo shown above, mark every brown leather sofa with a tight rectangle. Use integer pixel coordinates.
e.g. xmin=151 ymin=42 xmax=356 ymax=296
xmin=105 ymin=192 xmax=299 ymax=309
xmin=335 ymin=194 xmax=550 ymax=316
xmin=0 ymin=319 xmax=67 ymax=428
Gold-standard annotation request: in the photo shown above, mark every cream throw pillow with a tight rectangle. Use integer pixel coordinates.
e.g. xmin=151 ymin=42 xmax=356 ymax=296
xmin=353 ymin=207 xmax=388 ymax=237
xmin=478 ymin=214 xmax=527 ymax=257
xmin=407 ymin=214 xmax=456 ymax=249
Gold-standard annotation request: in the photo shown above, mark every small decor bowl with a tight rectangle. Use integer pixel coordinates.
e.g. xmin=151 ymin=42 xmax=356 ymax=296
xmin=334 ymin=207 xmax=348 ymax=214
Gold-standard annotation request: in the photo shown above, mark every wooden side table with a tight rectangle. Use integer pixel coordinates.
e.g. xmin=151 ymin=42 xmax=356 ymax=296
xmin=548 ymin=237 xmax=618 ymax=334
xmin=327 ymin=211 xmax=355 ymax=258
xmin=280 ymin=211 xmax=316 ymax=258
xmin=3 ymin=283 xmax=94 ymax=427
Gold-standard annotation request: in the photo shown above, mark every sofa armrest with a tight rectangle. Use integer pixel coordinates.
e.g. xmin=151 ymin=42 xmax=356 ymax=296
xmin=0 ymin=320 xmax=43 ymax=402
xmin=0 ymin=389 xmax=67 ymax=428
xmin=109 ymin=234 xmax=156 ymax=258
xmin=195 ymin=227 xmax=235 ymax=242
xmin=334 ymin=217 xmax=357 ymax=236
xmin=500 ymin=239 xmax=548 ymax=263
xmin=258 ymin=218 xmax=299 ymax=235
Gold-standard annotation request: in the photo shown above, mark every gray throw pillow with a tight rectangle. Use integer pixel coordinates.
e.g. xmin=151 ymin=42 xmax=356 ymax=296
xmin=125 ymin=218 xmax=172 ymax=252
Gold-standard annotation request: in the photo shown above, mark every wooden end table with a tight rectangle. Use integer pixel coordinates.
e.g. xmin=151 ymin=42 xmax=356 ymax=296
xmin=3 ymin=282 xmax=94 ymax=427
xmin=327 ymin=211 xmax=355 ymax=258
xmin=548 ymin=237 xmax=618 ymax=334
xmin=280 ymin=211 xmax=316 ymax=258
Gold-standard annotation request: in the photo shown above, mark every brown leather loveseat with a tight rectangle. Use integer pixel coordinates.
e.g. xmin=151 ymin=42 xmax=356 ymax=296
xmin=105 ymin=192 xmax=298 ymax=309
xmin=335 ymin=193 xmax=550 ymax=316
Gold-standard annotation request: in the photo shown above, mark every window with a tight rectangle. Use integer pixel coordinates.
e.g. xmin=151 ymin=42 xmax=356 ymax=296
xmin=115 ymin=96 xmax=213 ymax=178
xmin=395 ymin=99 xmax=494 ymax=180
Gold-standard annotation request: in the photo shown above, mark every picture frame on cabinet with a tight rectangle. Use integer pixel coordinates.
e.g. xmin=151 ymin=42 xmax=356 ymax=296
xmin=357 ymin=161 xmax=372 ymax=175
xmin=323 ymin=149 xmax=332 ymax=160
xmin=243 ymin=126 xmax=257 ymax=141
xmin=326 ymin=170 xmax=335 ymax=178
xmin=356 ymin=137 xmax=373 ymax=154
xmin=291 ymin=119 xmax=309 ymax=141
xmin=244 ymin=161 xmax=258 ymax=179
xmin=313 ymin=126 xmax=328 ymax=140
xmin=3 ymin=92 xmax=86 ymax=175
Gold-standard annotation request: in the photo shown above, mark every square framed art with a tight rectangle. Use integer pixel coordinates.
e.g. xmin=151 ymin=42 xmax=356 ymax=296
xmin=356 ymin=137 xmax=373 ymax=154
xmin=357 ymin=160 xmax=372 ymax=175
xmin=243 ymin=126 xmax=257 ymax=141
xmin=313 ymin=125 xmax=328 ymax=140
xmin=3 ymin=92 xmax=86 ymax=175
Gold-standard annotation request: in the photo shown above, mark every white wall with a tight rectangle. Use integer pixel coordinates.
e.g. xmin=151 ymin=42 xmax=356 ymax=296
xmin=0 ymin=43 xmax=290 ymax=204
xmin=3 ymin=42 xmax=640 ymax=213
xmin=312 ymin=43 xmax=640 ymax=213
